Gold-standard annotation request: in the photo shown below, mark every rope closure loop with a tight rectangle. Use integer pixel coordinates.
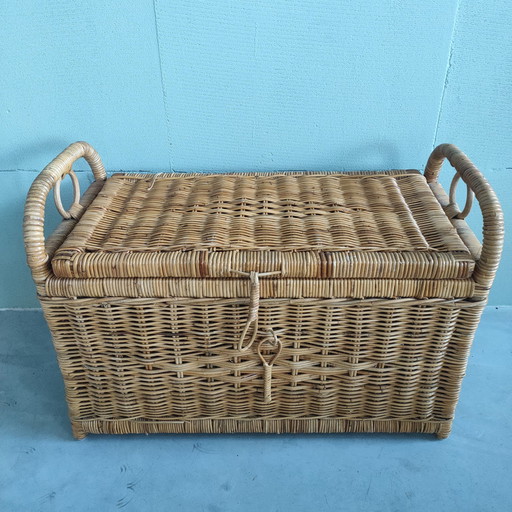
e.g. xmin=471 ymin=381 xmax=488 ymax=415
xmin=257 ymin=328 xmax=283 ymax=404
xmin=230 ymin=269 xmax=281 ymax=351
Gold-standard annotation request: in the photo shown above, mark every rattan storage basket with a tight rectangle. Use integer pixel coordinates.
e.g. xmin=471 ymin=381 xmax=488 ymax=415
xmin=24 ymin=142 xmax=503 ymax=439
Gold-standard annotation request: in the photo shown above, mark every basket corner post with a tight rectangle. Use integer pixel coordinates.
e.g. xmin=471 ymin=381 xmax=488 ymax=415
xmin=71 ymin=422 xmax=88 ymax=440
xmin=436 ymin=423 xmax=452 ymax=440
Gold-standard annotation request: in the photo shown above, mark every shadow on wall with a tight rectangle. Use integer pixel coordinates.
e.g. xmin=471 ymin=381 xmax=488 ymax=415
xmin=1 ymin=138 xmax=72 ymax=171
xmin=338 ymin=141 xmax=403 ymax=172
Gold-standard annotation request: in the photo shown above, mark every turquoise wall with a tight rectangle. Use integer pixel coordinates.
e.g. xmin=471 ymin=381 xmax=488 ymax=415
xmin=1 ymin=1 xmax=510 ymax=307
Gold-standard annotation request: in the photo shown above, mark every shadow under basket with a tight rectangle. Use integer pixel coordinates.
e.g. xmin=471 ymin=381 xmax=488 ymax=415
xmin=24 ymin=142 xmax=504 ymax=439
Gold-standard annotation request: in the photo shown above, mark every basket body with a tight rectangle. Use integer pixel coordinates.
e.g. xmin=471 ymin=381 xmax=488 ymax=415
xmin=41 ymin=296 xmax=484 ymax=439
xmin=24 ymin=143 xmax=503 ymax=439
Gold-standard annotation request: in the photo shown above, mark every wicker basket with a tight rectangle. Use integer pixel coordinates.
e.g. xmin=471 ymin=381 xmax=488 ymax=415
xmin=24 ymin=142 xmax=504 ymax=439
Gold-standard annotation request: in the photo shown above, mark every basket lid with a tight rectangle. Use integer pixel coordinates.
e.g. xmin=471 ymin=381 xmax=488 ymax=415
xmin=51 ymin=171 xmax=475 ymax=280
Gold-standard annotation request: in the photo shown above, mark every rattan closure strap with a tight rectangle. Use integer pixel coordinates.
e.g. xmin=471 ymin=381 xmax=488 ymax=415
xmin=257 ymin=329 xmax=283 ymax=403
xmin=230 ymin=270 xmax=282 ymax=351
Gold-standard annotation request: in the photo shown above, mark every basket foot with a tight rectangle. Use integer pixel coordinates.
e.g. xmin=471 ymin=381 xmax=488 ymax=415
xmin=72 ymin=422 xmax=88 ymax=440
xmin=436 ymin=423 xmax=451 ymax=439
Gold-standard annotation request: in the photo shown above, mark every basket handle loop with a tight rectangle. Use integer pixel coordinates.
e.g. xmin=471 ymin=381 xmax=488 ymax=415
xmin=54 ymin=169 xmax=82 ymax=219
xmin=448 ymin=172 xmax=474 ymax=220
xmin=424 ymin=144 xmax=504 ymax=293
xmin=24 ymin=142 xmax=107 ymax=284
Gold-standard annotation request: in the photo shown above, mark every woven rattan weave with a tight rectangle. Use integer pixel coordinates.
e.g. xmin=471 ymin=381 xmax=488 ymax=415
xmin=24 ymin=142 xmax=503 ymax=439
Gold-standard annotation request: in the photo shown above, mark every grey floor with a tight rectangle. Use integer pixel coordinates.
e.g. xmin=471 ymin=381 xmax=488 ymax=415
xmin=1 ymin=308 xmax=511 ymax=511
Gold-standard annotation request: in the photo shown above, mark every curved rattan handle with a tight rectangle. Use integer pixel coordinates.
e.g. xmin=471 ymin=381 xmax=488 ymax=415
xmin=23 ymin=142 xmax=107 ymax=284
xmin=425 ymin=144 xmax=504 ymax=293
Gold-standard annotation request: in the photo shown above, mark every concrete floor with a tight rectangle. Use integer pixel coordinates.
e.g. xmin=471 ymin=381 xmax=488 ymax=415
xmin=1 ymin=308 xmax=511 ymax=511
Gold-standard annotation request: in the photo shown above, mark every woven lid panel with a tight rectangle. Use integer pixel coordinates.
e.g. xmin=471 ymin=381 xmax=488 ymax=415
xmin=52 ymin=171 xmax=474 ymax=279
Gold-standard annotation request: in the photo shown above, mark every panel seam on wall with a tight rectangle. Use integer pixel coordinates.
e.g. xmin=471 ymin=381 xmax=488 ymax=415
xmin=432 ymin=0 xmax=462 ymax=148
xmin=152 ymin=0 xmax=173 ymax=172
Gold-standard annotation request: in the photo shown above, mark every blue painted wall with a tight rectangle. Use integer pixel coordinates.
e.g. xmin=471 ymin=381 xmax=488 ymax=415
xmin=1 ymin=0 xmax=510 ymax=307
